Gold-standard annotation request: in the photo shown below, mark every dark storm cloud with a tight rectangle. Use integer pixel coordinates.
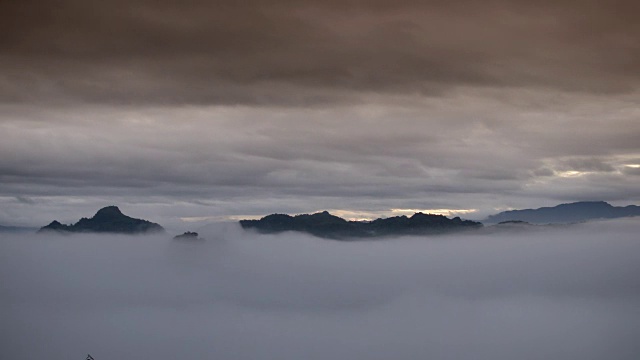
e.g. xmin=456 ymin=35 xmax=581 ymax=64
xmin=1 ymin=0 xmax=639 ymax=105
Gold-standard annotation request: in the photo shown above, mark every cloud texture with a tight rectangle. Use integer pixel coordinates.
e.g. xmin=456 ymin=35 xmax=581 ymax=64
xmin=2 ymin=220 xmax=640 ymax=359
xmin=0 ymin=0 xmax=639 ymax=226
xmin=2 ymin=0 xmax=640 ymax=104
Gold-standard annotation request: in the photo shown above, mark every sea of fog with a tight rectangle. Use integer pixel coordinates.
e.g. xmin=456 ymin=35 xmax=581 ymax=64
xmin=1 ymin=219 xmax=640 ymax=360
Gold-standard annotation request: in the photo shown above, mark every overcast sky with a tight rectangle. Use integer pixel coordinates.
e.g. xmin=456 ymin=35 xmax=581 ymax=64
xmin=1 ymin=0 xmax=639 ymax=229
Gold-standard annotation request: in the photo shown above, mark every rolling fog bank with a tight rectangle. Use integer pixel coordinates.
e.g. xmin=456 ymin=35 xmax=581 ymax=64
xmin=1 ymin=219 xmax=639 ymax=360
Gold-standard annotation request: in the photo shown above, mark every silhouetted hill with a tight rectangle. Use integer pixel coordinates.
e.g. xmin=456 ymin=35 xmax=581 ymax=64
xmin=240 ymin=211 xmax=482 ymax=239
xmin=173 ymin=231 xmax=201 ymax=240
xmin=38 ymin=206 xmax=165 ymax=234
xmin=484 ymin=201 xmax=640 ymax=224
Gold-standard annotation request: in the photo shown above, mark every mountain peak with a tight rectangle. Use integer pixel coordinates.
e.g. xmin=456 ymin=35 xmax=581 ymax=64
xmin=39 ymin=206 xmax=164 ymax=234
xmin=93 ymin=206 xmax=124 ymax=219
xmin=310 ymin=210 xmax=335 ymax=217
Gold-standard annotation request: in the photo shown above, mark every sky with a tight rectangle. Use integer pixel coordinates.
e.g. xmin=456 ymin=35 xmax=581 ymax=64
xmin=2 ymin=219 xmax=640 ymax=359
xmin=1 ymin=0 xmax=639 ymax=229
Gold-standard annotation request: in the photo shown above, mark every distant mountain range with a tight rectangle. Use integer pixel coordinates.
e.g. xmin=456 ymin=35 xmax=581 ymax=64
xmin=484 ymin=201 xmax=640 ymax=224
xmin=16 ymin=200 xmax=640 ymax=237
xmin=38 ymin=206 xmax=165 ymax=234
xmin=240 ymin=211 xmax=482 ymax=239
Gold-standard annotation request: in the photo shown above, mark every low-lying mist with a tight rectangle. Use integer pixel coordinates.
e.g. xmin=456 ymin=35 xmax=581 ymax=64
xmin=2 ymin=219 xmax=639 ymax=360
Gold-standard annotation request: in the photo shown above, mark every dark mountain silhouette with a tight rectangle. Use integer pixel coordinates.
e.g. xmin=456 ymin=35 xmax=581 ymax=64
xmin=484 ymin=201 xmax=640 ymax=224
xmin=240 ymin=211 xmax=482 ymax=239
xmin=38 ymin=206 xmax=165 ymax=234
xmin=173 ymin=231 xmax=201 ymax=240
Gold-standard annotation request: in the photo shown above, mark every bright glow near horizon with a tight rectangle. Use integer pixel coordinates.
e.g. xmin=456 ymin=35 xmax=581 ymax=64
xmin=390 ymin=208 xmax=477 ymax=217
xmin=197 ymin=209 xmax=481 ymax=224
xmin=556 ymin=170 xmax=588 ymax=178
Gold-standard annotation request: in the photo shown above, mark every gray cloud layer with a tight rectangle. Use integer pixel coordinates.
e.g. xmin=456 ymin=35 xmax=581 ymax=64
xmin=2 ymin=220 xmax=640 ymax=359
xmin=1 ymin=95 xmax=639 ymax=228
xmin=0 ymin=0 xmax=639 ymax=226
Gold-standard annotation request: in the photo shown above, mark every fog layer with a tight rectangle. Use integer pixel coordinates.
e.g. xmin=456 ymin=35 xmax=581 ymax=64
xmin=1 ymin=220 xmax=639 ymax=359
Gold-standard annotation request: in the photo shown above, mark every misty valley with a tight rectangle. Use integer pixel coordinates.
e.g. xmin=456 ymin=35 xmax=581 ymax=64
xmin=2 ymin=208 xmax=640 ymax=360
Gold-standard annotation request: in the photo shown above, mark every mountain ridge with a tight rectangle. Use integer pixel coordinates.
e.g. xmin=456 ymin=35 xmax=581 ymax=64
xmin=240 ymin=211 xmax=482 ymax=239
xmin=38 ymin=206 xmax=165 ymax=234
xmin=484 ymin=201 xmax=640 ymax=224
